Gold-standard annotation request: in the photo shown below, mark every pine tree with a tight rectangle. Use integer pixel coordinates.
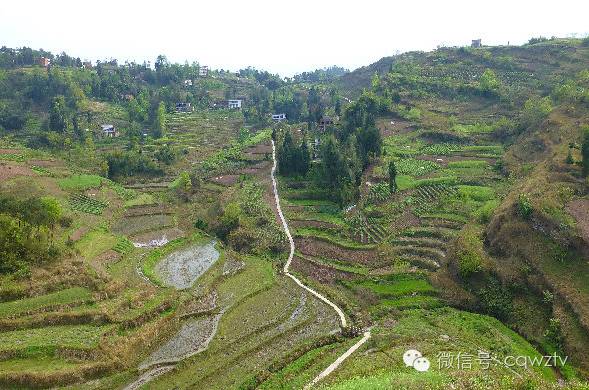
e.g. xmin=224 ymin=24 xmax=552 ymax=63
xmin=299 ymin=139 xmax=310 ymax=175
xmin=388 ymin=161 xmax=397 ymax=193
xmin=153 ymin=102 xmax=166 ymax=138
xmin=278 ymin=131 xmax=294 ymax=175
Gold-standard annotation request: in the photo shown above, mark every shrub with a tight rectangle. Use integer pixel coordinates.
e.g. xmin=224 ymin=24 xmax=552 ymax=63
xmin=454 ymin=226 xmax=484 ymax=278
xmin=474 ymin=199 xmax=500 ymax=223
xmin=516 ymin=193 xmax=533 ymax=219
xmin=478 ymin=278 xmax=512 ymax=321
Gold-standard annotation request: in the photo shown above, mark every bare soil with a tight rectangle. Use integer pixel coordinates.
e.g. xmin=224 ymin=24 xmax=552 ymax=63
xmin=0 ymin=149 xmax=21 ymax=154
xmin=209 ymin=174 xmax=239 ymax=186
xmin=0 ymin=163 xmax=35 ymax=181
xmin=289 ymin=220 xmax=340 ymax=230
xmin=567 ymin=199 xmax=589 ymax=245
xmin=295 ymin=237 xmax=386 ymax=267
xmin=244 ymin=143 xmax=272 ymax=155
xmin=69 ymin=226 xmax=89 ymax=242
xmin=131 ymin=228 xmax=185 ymax=248
xmin=291 ymin=256 xmax=355 ymax=284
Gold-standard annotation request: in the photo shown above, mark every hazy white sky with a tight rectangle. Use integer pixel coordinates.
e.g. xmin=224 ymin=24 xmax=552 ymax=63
xmin=2 ymin=0 xmax=588 ymax=76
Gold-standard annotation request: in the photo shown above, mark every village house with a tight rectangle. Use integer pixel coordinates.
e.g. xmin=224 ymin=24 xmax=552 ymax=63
xmin=227 ymin=99 xmax=242 ymax=109
xmin=82 ymin=61 xmax=92 ymax=69
xmin=37 ymin=57 xmax=50 ymax=67
xmin=471 ymin=39 xmax=482 ymax=48
xmin=318 ymin=116 xmax=334 ymax=131
xmin=175 ymin=102 xmax=192 ymax=112
xmin=184 ymin=79 xmax=193 ymax=87
xmin=272 ymin=113 xmax=287 ymax=121
xmin=199 ymin=66 xmax=209 ymax=77
xmin=101 ymin=124 xmax=117 ymax=137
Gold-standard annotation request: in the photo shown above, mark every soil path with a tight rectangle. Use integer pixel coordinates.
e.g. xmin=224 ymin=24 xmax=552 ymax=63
xmin=270 ymin=140 xmax=372 ymax=388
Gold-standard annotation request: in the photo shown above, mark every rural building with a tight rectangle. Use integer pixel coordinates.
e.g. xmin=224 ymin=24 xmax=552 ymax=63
xmin=184 ymin=79 xmax=193 ymax=87
xmin=227 ymin=99 xmax=242 ymax=109
xmin=471 ymin=39 xmax=482 ymax=48
xmin=101 ymin=124 xmax=117 ymax=137
xmin=37 ymin=57 xmax=51 ymax=67
xmin=212 ymin=100 xmax=228 ymax=109
xmin=318 ymin=116 xmax=334 ymax=131
xmin=199 ymin=66 xmax=209 ymax=77
xmin=272 ymin=113 xmax=287 ymax=121
xmin=175 ymin=102 xmax=192 ymax=112
xmin=82 ymin=61 xmax=92 ymax=69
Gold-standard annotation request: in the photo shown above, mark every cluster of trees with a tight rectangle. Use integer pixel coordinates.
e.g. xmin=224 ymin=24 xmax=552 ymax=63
xmin=0 ymin=195 xmax=64 ymax=274
xmin=276 ymin=92 xmax=383 ymax=206
xmin=106 ymin=150 xmax=163 ymax=178
xmin=243 ymin=84 xmax=335 ymax=128
xmin=277 ymin=131 xmax=310 ymax=176
xmin=291 ymin=66 xmax=349 ymax=83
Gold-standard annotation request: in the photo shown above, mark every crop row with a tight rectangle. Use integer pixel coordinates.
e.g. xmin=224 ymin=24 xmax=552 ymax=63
xmin=69 ymin=194 xmax=108 ymax=215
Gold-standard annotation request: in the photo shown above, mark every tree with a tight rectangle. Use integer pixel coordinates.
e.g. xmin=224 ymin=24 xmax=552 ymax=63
xmin=172 ymin=171 xmax=192 ymax=199
xmin=479 ymin=69 xmax=500 ymax=94
xmin=356 ymin=126 xmax=382 ymax=167
xmin=582 ymin=128 xmax=589 ymax=176
xmin=153 ymin=101 xmax=166 ymax=138
xmin=49 ymin=95 xmax=68 ymax=132
xmin=521 ymin=96 xmax=552 ymax=129
xmin=155 ymin=144 xmax=176 ymax=165
xmin=278 ymin=131 xmax=295 ymax=175
xmin=298 ymin=139 xmax=310 ymax=175
xmin=388 ymin=161 xmax=397 ymax=193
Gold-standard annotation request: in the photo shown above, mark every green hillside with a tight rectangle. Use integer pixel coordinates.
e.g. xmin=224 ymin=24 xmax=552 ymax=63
xmin=0 ymin=36 xmax=588 ymax=389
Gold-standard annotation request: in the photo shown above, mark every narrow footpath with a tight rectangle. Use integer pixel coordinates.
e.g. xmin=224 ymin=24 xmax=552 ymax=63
xmin=270 ymin=139 xmax=372 ymax=388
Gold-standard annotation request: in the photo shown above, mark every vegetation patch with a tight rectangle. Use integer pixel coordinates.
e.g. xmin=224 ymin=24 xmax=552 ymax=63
xmin=0 ymin=287 xmax=92 ymax=318
xmin=58 ymin=175 xmax=103 ymax=191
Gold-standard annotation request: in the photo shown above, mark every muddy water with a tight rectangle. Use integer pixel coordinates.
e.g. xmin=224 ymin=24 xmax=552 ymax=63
xmin=138 ymin=313 xmax=223 ymax=370
xmin=154 ymin=240 xmax=220 ymax=289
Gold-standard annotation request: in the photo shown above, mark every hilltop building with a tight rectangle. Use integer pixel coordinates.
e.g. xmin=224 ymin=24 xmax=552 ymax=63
xmin=101 ymin=124 xmax=117 ymax=137
xmin=37 ymin=57 xmax=50 ymax=67
xmin=199 ymin=66 xmax=209 ymax=77
xmin=272 ymin=113 xmax=287 ymax=121
xmin=471 ymin=39 xmax=482 ymax=48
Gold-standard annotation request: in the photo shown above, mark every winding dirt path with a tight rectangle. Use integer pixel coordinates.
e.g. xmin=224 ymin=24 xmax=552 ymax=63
xmin=270 ymin=140 xmax=372 ymax=388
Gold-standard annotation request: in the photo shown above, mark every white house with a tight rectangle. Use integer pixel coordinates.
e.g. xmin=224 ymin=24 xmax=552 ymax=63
xmin=101 ymin=124 xmax=117 ymax=137
xmin=184 ymin=79 xmax=193 ymax=87
xmin=227 ymin=99 xmax=242 ymax=109
xmin=199 ymin=66 xmax=209 ymax=77
xmin=175 ymin=102 xmax=192 ymax=112
xmin=272 ymin=113 xmax=287 ymax=121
